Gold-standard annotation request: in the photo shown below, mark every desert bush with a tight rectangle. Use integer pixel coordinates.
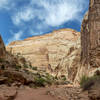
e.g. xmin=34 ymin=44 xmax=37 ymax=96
xmin=80 ymin=74 xmax=100 ymax=90
xmin=15 ymin=65 xmax=21 ymax=71
xmin=45 ymin=74 xmax=54 ymax=85
xmin=24 ymin=64 xmax=29 ymax=68
xmin=32 ymin=67 xmax=37 ymax=70
xmin=80 ymin=75 xmax=89 ymax=87
xmin=34 ymin=77 xmax=46 ymax=87
xmin=62 ymin=77 xmax=66 ymax=81
xmin=34 ymin=73 xmax=54 ymax=87
xmin=0 ymin=58 xmax=4 ymax=62
xmin=61 ymin=75 xmax=67 ymax=81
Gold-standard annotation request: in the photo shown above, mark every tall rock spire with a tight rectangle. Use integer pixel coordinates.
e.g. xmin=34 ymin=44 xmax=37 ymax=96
xmin=0 ymin=35 xmax=6 ymax=58
xmin=81 ymin=0 xmax=100 ymax=67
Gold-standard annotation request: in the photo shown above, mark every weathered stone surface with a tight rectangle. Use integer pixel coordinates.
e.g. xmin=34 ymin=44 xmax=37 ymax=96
xmin=75 ymin=0 xmax=100 ymax=83
xmin=7 ymin=29 xmax=80 ymax=78
xmin=81 ymin=0 xmax=100 ymax=67
xmin=0 ymin=70 xmax=35 ymax=86
xmin=0 ymin=85 xmax=17 ymax=100
xmin=0 ymin=35 xmax=6 ymax=58
xmin=48 ymin=86 xmax=89 ymax=100
xmin=88 ymin=81 xmax=100 ymax=100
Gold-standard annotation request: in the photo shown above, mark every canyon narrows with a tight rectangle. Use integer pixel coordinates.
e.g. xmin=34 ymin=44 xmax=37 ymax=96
xmin=0 ymin=0 xmax=100 ymax=100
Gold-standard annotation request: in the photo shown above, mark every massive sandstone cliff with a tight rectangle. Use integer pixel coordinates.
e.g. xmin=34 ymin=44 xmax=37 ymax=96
xmin=81 ymin=0 xmax=100 ymax=67
xmin=75 ymin=0 xmax=100 ymax=82
xmin=7 ymin=29 xmax=80 ymax=78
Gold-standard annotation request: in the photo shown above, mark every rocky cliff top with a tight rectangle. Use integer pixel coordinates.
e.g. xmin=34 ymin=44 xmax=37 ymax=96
xmin=8 ymin=28 xmax=79 ymax=46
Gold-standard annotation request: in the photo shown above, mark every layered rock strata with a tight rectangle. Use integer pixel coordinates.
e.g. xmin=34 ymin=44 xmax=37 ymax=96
xmin=7 ymin=29 xmax=80 ymax=78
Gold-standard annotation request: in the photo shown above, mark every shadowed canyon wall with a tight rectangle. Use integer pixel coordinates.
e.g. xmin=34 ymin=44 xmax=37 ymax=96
xmin=75 ymin=0 xmax=100 ymax=83
xmin=81 ymin=0 xmax=100 ymax=67
xmin=0 ymin=35 xmax=6 ymax=58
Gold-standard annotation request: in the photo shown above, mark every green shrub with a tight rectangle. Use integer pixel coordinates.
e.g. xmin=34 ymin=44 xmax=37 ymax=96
xmin=34 ymin=73 xmax=54 ymax=87
xmin=80 ymin=75 xmax=100 ymax=90
xmin=61 ymin=76 xmax=67 ymax=81
xmin=34 ymin=77 xmax=46 ymax=87
xmin=45 ymin=74 xmax=54 ymax=85
xmin=32 ymin=67 xmax=37 ymax=70
xmin=24 ymin=64 xmax=29 ymax=68
xmin=0 ymin=58 xmax=4 ymax=62
xmin=15 ymin=65 xmax=21 ymax=71
xmin=80 ymin=75 xmax=89 ymax=87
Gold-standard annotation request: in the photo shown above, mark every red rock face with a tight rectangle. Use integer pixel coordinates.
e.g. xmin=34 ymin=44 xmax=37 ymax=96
xmin=81 ymin=0 xmax=100 ymax=67
xmin=0 ymin=35 xmax=6 ymax=58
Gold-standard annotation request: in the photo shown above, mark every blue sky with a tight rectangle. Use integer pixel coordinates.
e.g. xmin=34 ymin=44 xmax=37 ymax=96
xmin=0 ymin=0 xmax=89 ymax=45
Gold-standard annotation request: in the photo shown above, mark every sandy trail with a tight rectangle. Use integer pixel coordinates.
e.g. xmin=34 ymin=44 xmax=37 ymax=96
xmin=15 ymin=87 xmax=57 ymax=100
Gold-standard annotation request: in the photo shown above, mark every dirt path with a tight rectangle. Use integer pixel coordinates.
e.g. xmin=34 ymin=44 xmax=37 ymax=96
xmin=1 ymin=84 xmax=98 ymax=100
xmin=15 ymin=87 xmax=57 ymax=100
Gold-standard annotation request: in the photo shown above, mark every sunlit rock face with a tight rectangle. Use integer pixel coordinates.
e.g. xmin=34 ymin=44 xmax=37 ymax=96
xmin=0 ymin=35 xmax=6 ymax=58
xmin=7 ymin=29 xmax=80 ymax=78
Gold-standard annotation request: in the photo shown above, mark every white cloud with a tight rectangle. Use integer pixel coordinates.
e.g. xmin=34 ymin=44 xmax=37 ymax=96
xmin=12 ymin=0 xmax=88 ymax=27
xmin=40 ymin=0 xmax=88 ymax=26
xmin=0 ymin=0 xmax=89 ymax=43
xmin=12 ymin=7 xmax=35 ymax=25
xmin=43 ymin=1 xmax=80 ymax=26
xmin=0 ymin=0 xmax=9 ymax=9
xmin=8 ymin=31 xmax=23 ymax=44
xmin=0 ymin=0 xmax=14 ymax=10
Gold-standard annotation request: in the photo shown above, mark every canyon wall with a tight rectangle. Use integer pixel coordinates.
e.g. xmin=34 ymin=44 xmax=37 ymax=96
xmin=0 ymin=35 xmax=6 ymax=58
xmin=75 ymin=0 xmax=100 ymax=83
xmin=7 ymin=29 xmax=80 ymax=78
xmin=81 ymin=0 xmax=100 ymax=67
